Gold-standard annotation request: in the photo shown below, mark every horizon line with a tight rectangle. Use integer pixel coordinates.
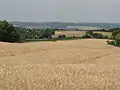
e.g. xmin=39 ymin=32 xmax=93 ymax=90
xmin=9 ymin=20 xmax=120 ymax=24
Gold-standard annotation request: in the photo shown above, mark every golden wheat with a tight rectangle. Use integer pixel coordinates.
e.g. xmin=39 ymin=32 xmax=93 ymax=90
xmin=0 ymin=39 xmax=120 ymax=90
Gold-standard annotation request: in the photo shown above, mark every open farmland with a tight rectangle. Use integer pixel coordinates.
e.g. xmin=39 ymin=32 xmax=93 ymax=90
xmin=0 ymin=39 xmax=120 ymax=90
xmin=52 ymin=30 xmax=86 ymax=37
xmin=94 ymin=31 xmax=112 ymax=37
xmin=53 ymin=30 xmax=112 ymax=38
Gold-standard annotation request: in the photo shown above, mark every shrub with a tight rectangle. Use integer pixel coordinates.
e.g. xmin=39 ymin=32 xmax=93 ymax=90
xmin=58 ymin=34 xmax=66 ymax=38
xmin=107 ymin=40 xmax=116 ymax=46
xmin=112 ymin=30 xmax=120 ymax=39
xmin=104 ymin=35 xmax=109 ymax=39
xmin=93 ymin=33 xmax=104 ymax=39
xmin=58 ymin=34 xmax=62 ymax=38
xmin=82 ymin=34 xmax=92 ymax=38
xmin=61 ymin=34 xmax=66 ymax=38
xmin=87 ymin=31 xmax=93 ymax=36
xmin=82 ymin=31 xmax=93 ymax=38
xmin=115 ymin=33 xmax=120 ymax=46
xmin=107 ymin=33 xmax=120 ymax=47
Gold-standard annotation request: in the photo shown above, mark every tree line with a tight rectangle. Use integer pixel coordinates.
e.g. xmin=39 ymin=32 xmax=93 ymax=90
xmin=82 ymin=28 xmax=120 ymax=47
xmin=1 ymin=20 xmax=120 ymax=46
xmin=82 ymin=31 xmax=108 ymax=39
xmin=0 ymin=20 xmax=55 ymax=42
xmin=107 ymin=28 xmax=120 ymax=46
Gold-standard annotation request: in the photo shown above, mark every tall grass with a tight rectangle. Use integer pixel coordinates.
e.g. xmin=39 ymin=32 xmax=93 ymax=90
xmin=0 ymin=64 xmax=120 ymax=90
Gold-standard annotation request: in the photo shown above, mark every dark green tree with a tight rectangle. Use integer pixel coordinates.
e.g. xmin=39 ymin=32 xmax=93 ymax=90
xmin=115 ymin=33 xmax=120 ymax=46
xmin=112 ymin=30 xmax=120 ymax=39
xmin=93 ymin=33 xmax=104 ymax=39
xmin=82 ymin=31 xmax=93 ymax=38
xmin=87 ymin=31 xmax=93 ymax=36
xmin=0 ymin=20 xmax=21 ymax=42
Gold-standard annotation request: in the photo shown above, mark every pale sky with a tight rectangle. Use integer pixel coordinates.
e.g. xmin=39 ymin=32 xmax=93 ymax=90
xmin=0 ymin=0 xmax=120 ymax=22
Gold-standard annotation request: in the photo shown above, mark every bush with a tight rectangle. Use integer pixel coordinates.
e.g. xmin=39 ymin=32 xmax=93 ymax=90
xmin=58 ymin=34 xmax=66 ymax=38
xmin=82 ymin=31 xmax=93 ymax=38
xmin=106 ymin=30 xmax=120 ymax=47
xmin=112 ymin=30 xmax=120 ymax=39
xmin=115 ymin=33 xmax=120 ymax=46
xmin=104 ymin=35 xmax=109 ymax=39
xmin=87 ymin=31 xmax=93 ymax=36
xmin=107 ymin=40 xmax=116 ymax=46
xmin=61 ymin=34 xmax=66 ymax=38
xmin=82 ymin=34 xmax=92 ymax=38
xmin=107 ymin=33 xmax=120 ymax=47
xmin=93 ymin=33 xmax=104 ymax=39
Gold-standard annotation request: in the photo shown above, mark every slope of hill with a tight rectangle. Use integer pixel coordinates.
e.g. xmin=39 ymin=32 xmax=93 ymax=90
xmin=0 ymin=39 xmax=120 ymax=89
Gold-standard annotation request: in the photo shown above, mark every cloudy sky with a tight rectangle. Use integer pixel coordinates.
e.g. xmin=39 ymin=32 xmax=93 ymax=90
xmin=0 ymin=0 xmax=120 ymax=22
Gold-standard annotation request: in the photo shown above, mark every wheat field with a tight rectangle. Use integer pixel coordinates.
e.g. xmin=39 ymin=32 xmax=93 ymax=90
xmin=53 ymin=30 xmax=112 ymax=38
xmin=53 ymin=30 xmax=86 ymax=37
xmin=0 ymin=39 xmax=120 ymax=90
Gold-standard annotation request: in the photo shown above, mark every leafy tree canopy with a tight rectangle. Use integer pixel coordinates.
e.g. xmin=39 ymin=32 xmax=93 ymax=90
xmin=0 ymin=20 xmax=21 ymax=42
